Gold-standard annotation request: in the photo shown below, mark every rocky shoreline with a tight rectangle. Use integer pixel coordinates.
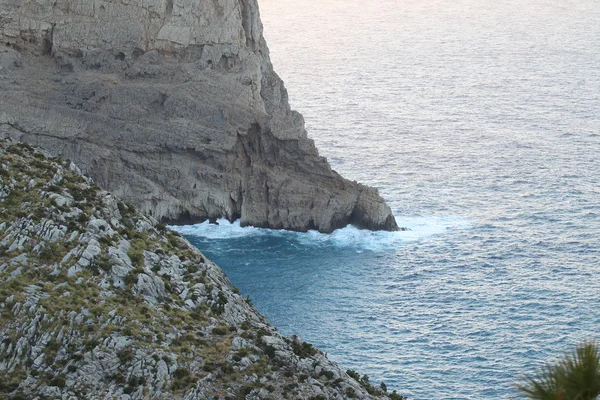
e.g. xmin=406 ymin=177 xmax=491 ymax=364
xmin=0 ymin=139 xmax=406 ymax=399
xmin=0 ymin=0 xmax=404 ymax=395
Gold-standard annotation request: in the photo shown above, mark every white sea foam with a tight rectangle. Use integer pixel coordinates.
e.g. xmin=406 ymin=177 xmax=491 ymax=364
xmin=169 ymin=215 xmax=470 ymax=252
xmin=171 ymin=219 xmax=269 ymax=239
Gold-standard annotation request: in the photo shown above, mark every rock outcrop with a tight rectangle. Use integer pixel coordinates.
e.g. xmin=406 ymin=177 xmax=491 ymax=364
xmin=0 ymin=0 xmax=398 ymax=233
xmin=0 ymin=139 xmax=406 ymax=399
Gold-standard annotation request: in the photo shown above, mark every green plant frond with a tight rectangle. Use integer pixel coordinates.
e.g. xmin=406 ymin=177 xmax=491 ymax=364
xmin=559 ymin=342 xmax=600 ymax=400
xmin=516 ymin=371 xmax=562 ymax=400
xmin=516 ymin=341 xmax=600 ymax=400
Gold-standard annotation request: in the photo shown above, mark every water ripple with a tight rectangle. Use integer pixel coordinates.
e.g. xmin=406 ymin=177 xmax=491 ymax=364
xmin=178 ymin=0 xmax=599 ymax=398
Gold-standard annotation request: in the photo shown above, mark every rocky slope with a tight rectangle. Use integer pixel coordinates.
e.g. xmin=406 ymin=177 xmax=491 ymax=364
xmin=0 ymin=0 xmax=398 ymax=233
xmin=0 ymin=139 xmax=406 ymax=399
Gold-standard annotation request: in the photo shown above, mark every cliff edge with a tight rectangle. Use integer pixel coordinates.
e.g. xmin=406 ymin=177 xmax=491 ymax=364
xmin=0 ymin=139 xmax=406 ymax=399
xmin=0 ymin=0 xmax=398 ymax=233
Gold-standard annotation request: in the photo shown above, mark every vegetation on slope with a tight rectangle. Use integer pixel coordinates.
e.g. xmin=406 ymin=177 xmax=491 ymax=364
xmin=0 ymin=139 xmax=402 ymax=399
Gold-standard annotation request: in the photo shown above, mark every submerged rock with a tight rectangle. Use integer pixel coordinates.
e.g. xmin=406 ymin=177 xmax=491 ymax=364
xmin=0 ymin=0 xmax=398 ymax=233
xmin=0 ymin=139 xmax=405 ymax=399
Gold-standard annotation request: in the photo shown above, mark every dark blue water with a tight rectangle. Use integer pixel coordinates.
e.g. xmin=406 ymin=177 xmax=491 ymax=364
xmin=173 ymin=0 xmax=600 ymax=398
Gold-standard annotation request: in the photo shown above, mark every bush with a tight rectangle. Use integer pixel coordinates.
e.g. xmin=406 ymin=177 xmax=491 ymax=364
xmin=128 ymin=248 xmax=144 ymax=267
xmin=263 ymin=345 xmax=276 ymax=359
xmin=345 ymin=370 xmax=389 ymax=396
xmin=212 ymin=326 xmax=228 ymax=335
xmin=83 ymin=339 xmax=99 ymax=351
xmin=292 ymin=341 xmax=317 ymax=358
xmin=171 ymin=368 xmax=196 ymax=391
xmin=117 ymin=349 xmax=134 ymax=364
xmin=320 ymin=370 xmax=334 ymax=380
xmin=48 ymin=376 xmax=66 ymax=388
xmin=389 ymin=391 xmax=407 ymax=400
xmin=173 ymin=368 xmax=190 ymax=379
xmin=124 ymin=268 xmax=143 ymax=287
xmin=77 ymin=212 xmax=89 ymax=224
xmin=346 ymin=369 xmax=360 ymax=381
xmin=38 ymin=242 xmax=60 ymax=263
xmin=240 ymin=385 xmax=255 ymax=396
xmin=186 ymin=264 xmax=199 ymax=274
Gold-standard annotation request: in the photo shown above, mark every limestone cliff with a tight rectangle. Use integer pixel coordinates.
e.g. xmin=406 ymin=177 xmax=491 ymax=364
xmin=0 ymin=0 xmax=398 ymax=233
xmin=0 ymin=139 xmax=406 ymax=399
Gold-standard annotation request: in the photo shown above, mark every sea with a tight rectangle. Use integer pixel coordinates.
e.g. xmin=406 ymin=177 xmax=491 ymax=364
xmin=172 ymin=0 xmax=600 ymax=398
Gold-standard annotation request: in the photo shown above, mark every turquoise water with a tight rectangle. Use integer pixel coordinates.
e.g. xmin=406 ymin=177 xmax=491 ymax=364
xmin=173 ymin=0 xmax=600 ymax=398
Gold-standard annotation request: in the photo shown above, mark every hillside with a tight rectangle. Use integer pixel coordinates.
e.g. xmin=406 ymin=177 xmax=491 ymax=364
xmin=0 ymin=139 xmax=404 ymax=399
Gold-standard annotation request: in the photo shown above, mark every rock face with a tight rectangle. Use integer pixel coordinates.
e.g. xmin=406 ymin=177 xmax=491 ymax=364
xmin=0 ymin=0 xmax=398 ymax=233
xmin=0 ymin=139 xmax=405 ymax=399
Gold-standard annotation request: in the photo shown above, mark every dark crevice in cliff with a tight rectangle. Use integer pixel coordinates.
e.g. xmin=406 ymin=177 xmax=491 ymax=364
xmin=41 ymin=24 xmax=54 ymax=56
xmin=240 ymin=0 xmax=255 ymax=50
xmin=238 ymin=122 xmax=335 ymax=177
xmin=165 ymin=211 xmax=210 ymax=226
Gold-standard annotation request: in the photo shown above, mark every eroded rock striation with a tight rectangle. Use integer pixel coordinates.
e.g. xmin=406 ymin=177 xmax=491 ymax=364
xmin=0 ymin=139 xmax=406 ymax=399
xmin=0 ymin=0 xmax=398 ymax=233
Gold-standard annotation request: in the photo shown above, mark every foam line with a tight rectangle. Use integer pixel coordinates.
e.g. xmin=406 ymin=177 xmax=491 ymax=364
xmin=170 ymin=216 xmax=470 ymax=252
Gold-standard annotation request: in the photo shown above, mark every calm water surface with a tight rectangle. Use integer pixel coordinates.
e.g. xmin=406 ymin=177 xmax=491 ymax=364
xmin=174 ymin=1 xmax=600 ymax=398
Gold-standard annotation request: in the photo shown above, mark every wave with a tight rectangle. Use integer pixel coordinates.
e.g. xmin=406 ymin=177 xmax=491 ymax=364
xmin=170 ymin=215 xmax=470 ymax=252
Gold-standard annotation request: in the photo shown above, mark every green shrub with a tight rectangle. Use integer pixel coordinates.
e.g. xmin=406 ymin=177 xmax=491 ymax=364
xmin=128 ymin=249 xmax=144 ymax=267
xmin=96 ymin=255 xmax=112 ymax=273
xmin=264 ymin=345 xmax=276 ymax=359
xmin=186 ymin=264 xmax=199 ymax=274
xmin=98 ymin=235 xmax=114 ymax=246
xmin=240 ymin=385 xmax=255 ymax=397
xmin=38 ymin=242 xmax=62 ymax=264
xmin=173 ymin=368 xmax=190 ymax=379
xmin=0 ymin=372 xmax=23 ymax=393
xmin=117 ymin=349 xmax=134 ymax=364
xmin=212 ymin=326 xmax=228 ymax=335
xmin=292 ymin=341 xmax=317 ymax=358
xmin=346 ymin=369 xmax=360 ymax=381
xmin=77 ymin=212 xmax=89 ymax=224
xmin=123 ymin=385 xmax=135 ymax=394
xmin=83 ymin=339 xmax=99 ymax=351
xmin=127 ymin=239 xmax=147 ymax=267
xmin=389 ymin=391 xmax=407 ymax=400
xmin=320 ymin=370 xmax=334 ymax=380
xmin=124 ymin=268 xmax=143 ymax=287
xmin=202 ymin=363 xmax=215 ymax=372
xmin=48 ymin=376 xmax=66 ymax=388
